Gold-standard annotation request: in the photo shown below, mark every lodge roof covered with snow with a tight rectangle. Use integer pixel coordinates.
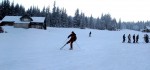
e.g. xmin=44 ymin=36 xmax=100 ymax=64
xmin=1 ymin=16 xmax=45 ymax=24
xmin=31 ymin=17 xmax=45 ymax=23
xmin=146 ymin=26 xmax=150 ymax=29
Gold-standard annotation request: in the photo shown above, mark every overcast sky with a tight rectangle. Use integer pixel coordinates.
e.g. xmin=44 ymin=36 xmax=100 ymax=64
xmin=1 ymin=0 xmax=150 ymax=22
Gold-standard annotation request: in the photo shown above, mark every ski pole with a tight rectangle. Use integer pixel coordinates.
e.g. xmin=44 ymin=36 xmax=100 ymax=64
xmin=60 ymin=43 xmax=67 ymax=50
xmin=75 ymin=41 xmax=80 ymax=49
xmin=60 ymin=38 xmax=68 ymax=50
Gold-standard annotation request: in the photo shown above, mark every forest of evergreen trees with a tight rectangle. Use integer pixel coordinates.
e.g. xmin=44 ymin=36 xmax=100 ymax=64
xmin=1 ymin=0 xmax=150 ymax=31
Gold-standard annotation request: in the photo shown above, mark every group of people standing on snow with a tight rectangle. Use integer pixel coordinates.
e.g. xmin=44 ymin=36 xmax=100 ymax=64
xmin=122 ymin=34 xmax=139 ymax=43
xmin=122 ymin=34 xmax=149 ymax=43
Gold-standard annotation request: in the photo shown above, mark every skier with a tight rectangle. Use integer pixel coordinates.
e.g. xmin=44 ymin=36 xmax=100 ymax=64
xmin=89 ymin=31 xmax=91 ymax=37
xmin=122 ymin=34 xmax=126 ymax=43
xmin=144 ymin=34 xmax=149 ymax=43
xmin=133 ymin=34 xmax=135 ymax=43
xmin=0 ymin=26 xmax=4 ymax=33
xmin=128 ymin=34 xmax=131 ymax=43
xmin=136 ymin=34 xmax=139 ymax=43
xmin=146 ymin=34 xmax=149 ymax=43
xmin=144 ymin=34 xmax=146 ymax=43
xmin=66 ymin=31 xmax=77 ymax=50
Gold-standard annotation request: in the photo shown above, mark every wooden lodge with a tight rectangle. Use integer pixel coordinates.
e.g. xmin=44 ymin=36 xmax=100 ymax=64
xmin=0 ymin=15 xmax=46 ymax=30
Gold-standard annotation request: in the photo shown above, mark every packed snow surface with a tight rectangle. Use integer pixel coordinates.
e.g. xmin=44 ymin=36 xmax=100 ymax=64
xmin=0 ymin=26 xmax=150 ymax=70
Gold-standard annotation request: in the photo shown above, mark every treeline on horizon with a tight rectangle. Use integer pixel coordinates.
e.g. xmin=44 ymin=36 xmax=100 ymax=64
xmin=0 ymin=0 xmax=150 ymax=31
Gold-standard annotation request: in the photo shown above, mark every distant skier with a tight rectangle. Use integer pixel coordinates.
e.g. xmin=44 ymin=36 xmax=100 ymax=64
xmin=144 ymin=34 xmax=146 ymax=43
xmin=89 ymin=31 xmax=91 ymax=37
xmin=128 ymin=34 xmax=131 ymax=43
xmin=133 ymin=34 xmax=135 ymax=43
xmin=144 ymin=34 xmax=149 ymax=43
xmin=146 ymin=34 xmax=149 ymax=43
xmin=136 ymin=34 xmax=139 ymax=43
xmin=66 ymin=31 xmax=77 ymax=50
xmin=0 ymin=26 xmax=4 ymax=33
xmin=122 ymin=34 xmax=126 ymax=43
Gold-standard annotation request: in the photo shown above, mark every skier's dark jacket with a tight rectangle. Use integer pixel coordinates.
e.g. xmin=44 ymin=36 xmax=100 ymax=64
xmin=68 ymin=32 xmax=77 ymax=42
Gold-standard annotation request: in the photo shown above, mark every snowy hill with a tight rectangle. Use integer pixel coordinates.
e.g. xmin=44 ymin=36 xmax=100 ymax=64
xmin=0 ymin=26 xmax=150 ymax=70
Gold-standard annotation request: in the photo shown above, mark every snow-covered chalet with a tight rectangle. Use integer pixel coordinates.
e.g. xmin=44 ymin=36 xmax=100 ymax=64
xmin=0 ymin=15 xmax=46 ymax=29
xmin=142 ymin=26 xmax=150 ymax=32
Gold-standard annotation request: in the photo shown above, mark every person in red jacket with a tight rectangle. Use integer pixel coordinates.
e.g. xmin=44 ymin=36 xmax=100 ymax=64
xmin=67 ymin=31 xmax=77 ymax=50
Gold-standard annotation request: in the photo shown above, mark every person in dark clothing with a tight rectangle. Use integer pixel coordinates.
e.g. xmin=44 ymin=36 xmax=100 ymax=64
xmin=144 ymin=34 xmax=149 ymax=43
xmin=67 ymin=31 xmax=77 ymax=50
xmin=0 ymin=26 xmax=4 ymax=33
xmin=128 ymin=34 xmax=131 ymax=43
xmin=144 ymin=34 xmax=146 ymax=43
xmin=89 ymin=31 xmax=91 ymax=37
xmin=136 ymin=34 xmax=139 ymax=43
xmin=146 ymin=34 xmax=149 ymax=43
xmin=122 ymin=34 xmax=126 ymax=43
xmin=133 ymin=34 xmax=135 ymax=43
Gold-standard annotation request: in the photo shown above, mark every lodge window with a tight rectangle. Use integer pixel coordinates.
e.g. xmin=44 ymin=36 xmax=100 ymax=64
xmin=23 ymin=18 xmax=30 ymax=22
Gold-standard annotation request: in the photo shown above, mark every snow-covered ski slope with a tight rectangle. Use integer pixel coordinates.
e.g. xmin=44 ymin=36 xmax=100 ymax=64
xmin=0 ymin=26 xmax=150 ymax=70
